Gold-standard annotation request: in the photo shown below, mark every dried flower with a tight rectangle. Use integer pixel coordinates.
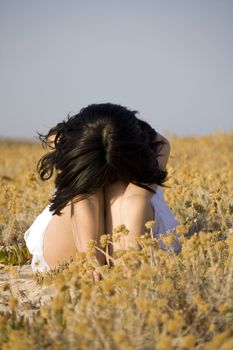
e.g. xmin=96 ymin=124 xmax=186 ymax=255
xmin=100 ymin=234 xmax=111 ymax=248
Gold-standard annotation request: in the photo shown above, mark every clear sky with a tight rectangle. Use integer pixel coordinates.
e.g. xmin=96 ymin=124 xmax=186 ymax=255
xmin=1 ymin=0 xmax=232 ymax=139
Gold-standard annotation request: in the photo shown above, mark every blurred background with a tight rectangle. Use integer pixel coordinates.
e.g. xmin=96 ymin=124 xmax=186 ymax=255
xmin=0 ymin=0 xmax=232 ymax=140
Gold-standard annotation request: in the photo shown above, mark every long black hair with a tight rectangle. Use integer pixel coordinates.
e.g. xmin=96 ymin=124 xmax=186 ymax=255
xmin=37 ymin=103 xmax=169 ymax=215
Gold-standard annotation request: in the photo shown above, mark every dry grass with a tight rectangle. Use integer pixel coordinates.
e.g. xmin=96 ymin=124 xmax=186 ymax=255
xmin=0 ymin=132 xmax=233 ymax=349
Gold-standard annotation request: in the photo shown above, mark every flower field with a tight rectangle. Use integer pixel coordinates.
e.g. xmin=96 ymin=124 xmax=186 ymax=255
xmin=0 ymin=131 xmax=233 ymax=349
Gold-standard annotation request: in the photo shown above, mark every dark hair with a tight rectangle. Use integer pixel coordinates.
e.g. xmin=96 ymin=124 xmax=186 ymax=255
xmin=37 ymin=103 xmax=169 ymax=215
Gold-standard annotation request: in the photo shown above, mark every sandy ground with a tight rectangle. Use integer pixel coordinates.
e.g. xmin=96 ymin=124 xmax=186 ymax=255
xmin=0 ymin=263 xmax=57 ymax=321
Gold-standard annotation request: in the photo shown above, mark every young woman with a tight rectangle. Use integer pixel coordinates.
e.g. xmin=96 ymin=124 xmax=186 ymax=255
xmin=24 ymin=103 xmax=181 ymax=277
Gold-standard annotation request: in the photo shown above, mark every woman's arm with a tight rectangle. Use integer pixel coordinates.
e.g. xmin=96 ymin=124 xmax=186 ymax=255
xmin=155 ymin=132 xmax=171 ymax=171
xmin=47 ymin=133 xmax=56 ymax=151
xmin=149 ymin=132 xmax=171 ymax=192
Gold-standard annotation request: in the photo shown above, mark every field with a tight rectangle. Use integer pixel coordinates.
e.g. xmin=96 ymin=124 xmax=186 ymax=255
xmin=0 ymin=132 xmax=233 ymax=349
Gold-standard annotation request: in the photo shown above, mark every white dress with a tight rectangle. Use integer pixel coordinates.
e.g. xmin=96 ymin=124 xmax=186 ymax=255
xmin=24 ymin=186 xmax=181 ymax=272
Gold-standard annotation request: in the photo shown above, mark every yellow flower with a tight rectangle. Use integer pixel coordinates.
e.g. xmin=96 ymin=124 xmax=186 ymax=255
xmin=40 ymin=306 xmax=50 ymax=319
xmin=156 ymin=335 xmax=173 ymax=350
xmin=157 ymin=298 xmax=168 ymax=310
xmin=145 ymin=220 xmax=156 ymax=230
xmin=159 ymin=279 xmax=173 ymax=293
xmin=113 ymin=224 xmax=129 ymax=236
xmin=166 ymin=319 xmax=182 ymax=333
xmin=101 ymin=279 xmax=115 ymax=293
xmin=219 ymin=339 xmax=233 ymax=350
xmin=9 ymin=296 xmax=18 ymax=311
xmin=218 ymin=303 xmax=229 ymax=312
xmin=175 ymin=224 xmax=187 ymax=235
xmin=99 ymin=234 xmax=111 ymax=248
xmin=215 ymin=241 xmax=225 ymax=252
xmin=86 ymin=239 xmax=97 ymax=257
xmin=198 ymin=231 xmax=209 ymax=243
xmin=112 ymin=330 xmax=127 ymax=346
xmin=198 ymin=303 xmax=209 ymax=314
xmin=191 ymin=294 xmax=204 ymax=305
xmin=208 ymin=323 xmax=216 ymax=333
xmin=2 ymin=329 xmax=32 ymax=349
xmin=203 ymin=331 xmax=229 ymax=350
xmin=179 ymin=335 xmax=196 ymax=349
xmin=135 ymin=298 xmax=151 ymax=312
xmin=112 ymin=231 xmax=121 ymax=243
xmin=52 ymin=294 xmax=65 ymax=313
xmin=163 ymin=235 xmax=176 ymax=245
xmin=76 ymin=322 xmax=88 ymax=334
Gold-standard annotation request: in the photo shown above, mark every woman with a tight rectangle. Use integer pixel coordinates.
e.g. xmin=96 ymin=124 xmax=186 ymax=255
xmin=24 ymin=103 xmax=181 ymax=277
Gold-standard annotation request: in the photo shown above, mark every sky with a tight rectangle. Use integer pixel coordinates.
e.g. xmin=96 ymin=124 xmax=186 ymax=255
xmin=0 ymin=0 xmax=233 ymax=140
